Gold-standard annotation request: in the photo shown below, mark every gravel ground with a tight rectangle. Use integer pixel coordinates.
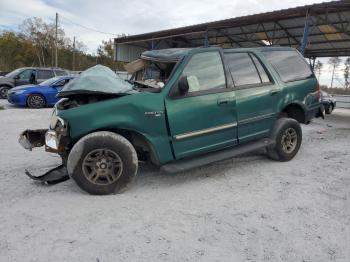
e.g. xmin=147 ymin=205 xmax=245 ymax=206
xmin=0 ymin=100 xmax=349 ymax=262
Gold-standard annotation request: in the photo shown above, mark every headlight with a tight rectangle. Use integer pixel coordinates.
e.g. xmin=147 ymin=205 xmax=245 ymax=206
xmin=45 ymin=130 xmax=59 ymax=150
xmin=50 ymin=110 xmax=58 ymax=129
xmin=14 ymin=90 xmax=26 ymax=94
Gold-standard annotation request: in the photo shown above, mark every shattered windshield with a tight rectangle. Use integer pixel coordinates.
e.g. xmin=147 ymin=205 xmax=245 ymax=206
xmin=60 ymin=65 xmax=136 ymax=95
xmin=125 ymin=58 xmax=176 ymax=89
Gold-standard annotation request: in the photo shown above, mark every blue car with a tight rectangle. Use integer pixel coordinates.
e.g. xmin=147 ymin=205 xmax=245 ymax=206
xmin=7 ymin=76 xmax=75 ymax=108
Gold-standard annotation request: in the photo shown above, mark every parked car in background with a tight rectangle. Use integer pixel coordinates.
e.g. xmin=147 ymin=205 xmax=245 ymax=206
xmin=321 ymin=91 xmax=336 ymax=114
xmin=0 ymin=71 xmax=9 ymax=76
xmin=7 ymin=75 xmax=76 ymax=108
xmin=0 ymin=67 xmax=68 ymax=99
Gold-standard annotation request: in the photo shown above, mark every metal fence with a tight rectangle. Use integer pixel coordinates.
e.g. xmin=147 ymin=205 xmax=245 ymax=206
xmin=332 ymin=95 xmax=350 ymax=109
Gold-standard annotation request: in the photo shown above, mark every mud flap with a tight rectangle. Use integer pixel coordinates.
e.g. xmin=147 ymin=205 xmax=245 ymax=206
xmin=25 ymin=164 xmax=70 ymax=185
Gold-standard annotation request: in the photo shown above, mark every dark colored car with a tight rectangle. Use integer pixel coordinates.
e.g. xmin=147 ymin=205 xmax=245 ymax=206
xmin=7 ymin=75 xmax=76 ymax=108
xmin=320 ymin=91 xmax=336 ymax=114
xmin=0 ymin=67 xmax=68 ymax=99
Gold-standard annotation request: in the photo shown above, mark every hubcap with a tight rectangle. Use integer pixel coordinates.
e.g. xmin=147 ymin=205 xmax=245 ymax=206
xmin=30 ymin=95 xmax=44 ymax=108
xmin=281 ymin=128 xmax=297 ymax=154
xmin=82 ymin=148 xmax=123 ymax=185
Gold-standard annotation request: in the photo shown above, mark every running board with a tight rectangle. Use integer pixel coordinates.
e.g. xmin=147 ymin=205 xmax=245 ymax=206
xmin=160 ymin=138 xmax=275 ymax=173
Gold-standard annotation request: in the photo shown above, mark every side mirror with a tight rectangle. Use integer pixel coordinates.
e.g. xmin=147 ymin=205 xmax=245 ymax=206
xmin=14 ymin=75 xmax=20 ymax=80
xmin=178 ymin=75 xmax=189 ymax=95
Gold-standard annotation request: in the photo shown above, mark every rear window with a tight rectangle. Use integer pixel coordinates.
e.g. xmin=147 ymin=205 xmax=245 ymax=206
xmin=262 ymin=50 xmax=313 ymax=82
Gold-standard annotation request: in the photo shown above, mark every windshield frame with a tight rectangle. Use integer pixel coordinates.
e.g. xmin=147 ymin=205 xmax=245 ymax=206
xmin=5 ymin=68 xmax=24 ymax=78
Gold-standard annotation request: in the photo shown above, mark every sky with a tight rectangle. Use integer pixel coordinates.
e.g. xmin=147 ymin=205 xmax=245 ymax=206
xmin=0 ymin=0 xmax=348 ymax=86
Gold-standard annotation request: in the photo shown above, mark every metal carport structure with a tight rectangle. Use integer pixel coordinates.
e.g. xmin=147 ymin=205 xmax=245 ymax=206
xmin=114 ymin=0 xmax=350 ymax=63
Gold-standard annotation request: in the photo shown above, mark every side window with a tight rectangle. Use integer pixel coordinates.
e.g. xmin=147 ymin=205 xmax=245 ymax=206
xmin=38 ymin=70 xmax=54 ymax=79
xmin=251 ymin=55 xmax=270 ymax=83
xmin=225 ymin=53 xmax=261 ymax=87
xmin=262 ymin=50 xmax=313 ymax=82
xmin=183 ymin=51 xmax=226 ymax=93
xmin=54 ymin=70 xmax=67 ymax=76
xmin=18 ymin=69 xmax=34 ymax=80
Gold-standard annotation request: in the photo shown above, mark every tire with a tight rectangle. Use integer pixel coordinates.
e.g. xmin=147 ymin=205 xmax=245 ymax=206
xmin=325 ymin=104 xmax=333 ymax=114
xmin=67 ymin=131 xmax=138 ymax=195
xmin=27 ymin=94 xmax=46 ymax=108
xmin=0 ymin=86 xmax=11 ymax=99
xmin=267 ymin=118 xmax=302 ymax=162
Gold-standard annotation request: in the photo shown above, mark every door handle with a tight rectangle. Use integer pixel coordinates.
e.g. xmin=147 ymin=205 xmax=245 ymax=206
xmin=270 ymin=90 xmax=280 ymax=96
xmin=218 ymin=99 xmax=229 ymax=105
xmin=218 ymin=97 xmax=235 ymax=106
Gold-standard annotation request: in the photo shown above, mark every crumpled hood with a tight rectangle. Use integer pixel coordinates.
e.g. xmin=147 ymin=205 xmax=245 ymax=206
xmin=60 ymin=65 xmax=137 ymax=96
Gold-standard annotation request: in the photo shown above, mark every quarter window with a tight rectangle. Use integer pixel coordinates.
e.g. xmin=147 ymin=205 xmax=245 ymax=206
xmin=262 ymin=50 xmax=313 ymax=82
xmin=183 ymin=51 xmax=226 ymax=93
xmin=37 ymin=70 xmax=54 ymax=79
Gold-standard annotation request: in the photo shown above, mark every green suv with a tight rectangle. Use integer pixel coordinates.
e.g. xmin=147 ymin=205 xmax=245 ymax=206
xmin=19 ymin=47 xmax=322 ymax=195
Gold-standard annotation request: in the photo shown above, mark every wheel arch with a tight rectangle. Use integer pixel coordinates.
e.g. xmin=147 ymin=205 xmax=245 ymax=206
xmin=279 ymin=103 xmax=306 ymax=123
xmin=69 ymin=128 xmax=161 ymax=166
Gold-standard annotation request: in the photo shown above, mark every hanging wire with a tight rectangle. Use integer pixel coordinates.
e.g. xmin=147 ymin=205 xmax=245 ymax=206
xmin=59 ymin=14 xmax=120 ymax=36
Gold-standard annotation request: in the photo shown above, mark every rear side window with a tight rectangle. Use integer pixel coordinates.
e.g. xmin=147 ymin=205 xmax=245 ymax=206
xmin=37 ymin=70 xmax=54 ymax=79
xmin=183 ymin=51 xmax=226 ymax=93
xmin=262 ymin=50 xmax=313 ymax=82
xmin=55 ymin=70 xmax=68 ymax=76
xmin=225 ymin=52 xmax=269 ymax=87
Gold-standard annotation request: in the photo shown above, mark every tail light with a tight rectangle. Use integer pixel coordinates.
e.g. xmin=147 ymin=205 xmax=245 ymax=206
xmin=316 ymin=81 xmax=321 ymax=101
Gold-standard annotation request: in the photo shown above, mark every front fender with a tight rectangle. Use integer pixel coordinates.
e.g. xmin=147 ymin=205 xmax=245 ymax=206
xmin=58 ymin=93 xmax=174 ymax=164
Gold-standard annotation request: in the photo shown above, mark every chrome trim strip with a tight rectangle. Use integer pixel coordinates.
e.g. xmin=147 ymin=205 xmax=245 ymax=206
xmin=238 ymin=113 xmax=275 ymax=125
xmin=174 ymin=122 xmax=237 ymax=140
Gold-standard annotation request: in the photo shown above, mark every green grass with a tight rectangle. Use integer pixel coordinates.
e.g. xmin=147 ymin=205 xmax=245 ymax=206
xmin=0 ymin=105 xmax=4 ymax=110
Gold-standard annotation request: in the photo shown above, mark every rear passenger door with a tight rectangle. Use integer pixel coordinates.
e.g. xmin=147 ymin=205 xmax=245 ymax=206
xmin=224 ymin=52 xmax=279 ymax=143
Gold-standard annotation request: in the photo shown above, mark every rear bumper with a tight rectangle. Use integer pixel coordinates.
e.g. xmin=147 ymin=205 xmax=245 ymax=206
xmin=305 ymin=105 xmax=324 ymax=122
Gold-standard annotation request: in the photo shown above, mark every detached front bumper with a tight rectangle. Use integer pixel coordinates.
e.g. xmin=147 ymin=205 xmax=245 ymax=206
xmin=19 ymin=129 xmax=47 ymax=151
xmin=19 ymin=129 xmax=62 ymax=152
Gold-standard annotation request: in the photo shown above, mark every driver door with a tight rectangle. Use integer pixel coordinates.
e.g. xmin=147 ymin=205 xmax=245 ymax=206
xmin=165 ymin=50 xmax=238 ymax=159
xmin=15 ymin=69 xmax=35 ymax=86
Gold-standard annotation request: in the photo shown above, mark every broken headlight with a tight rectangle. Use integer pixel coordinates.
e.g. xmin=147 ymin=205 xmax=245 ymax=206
xmin=45 ymin=130 xmax=59 ymax=150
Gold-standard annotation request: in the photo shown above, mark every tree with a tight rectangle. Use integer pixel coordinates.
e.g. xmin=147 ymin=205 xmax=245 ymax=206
xmin=328 ymin=57 xmax=341 ymax=88
xmin=314 ymin=60 xmax=323 ymax=80
xmin=344 ymin=57 xmax=350 ymax=88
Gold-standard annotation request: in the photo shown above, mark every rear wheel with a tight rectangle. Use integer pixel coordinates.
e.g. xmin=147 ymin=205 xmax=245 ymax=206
xmin=27 ymin=94 xmax=46 ymax=108
xmin=0 ymin=86 xmax=11 ymax=99
xmin=325 ymin=104 xmax=333 ymax=114
xmin=67 ymin=131 xmax=138 ymax=195
xmin=267 ymin=118 xmax=302 ymax=162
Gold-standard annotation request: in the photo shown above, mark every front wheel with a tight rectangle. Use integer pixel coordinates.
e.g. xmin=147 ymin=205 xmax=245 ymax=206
xmin=27 ymin=94 xmax=46 ymax=108
xmin=267 ymin=118 xmax=302 ymax=162
xmin=67 ymin=131 xmax=138 ymax=195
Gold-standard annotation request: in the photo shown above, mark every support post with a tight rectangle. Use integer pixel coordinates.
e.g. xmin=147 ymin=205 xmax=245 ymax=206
xmin=55 ymin=12 xmax=58 ymax=68
xmin=204 ymin=31 xmax=209 ymax=47
xmin=72 ymin=36 xmax=76 ymax=71
xmin=300 ymin=9 xmax=310 ymax=56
